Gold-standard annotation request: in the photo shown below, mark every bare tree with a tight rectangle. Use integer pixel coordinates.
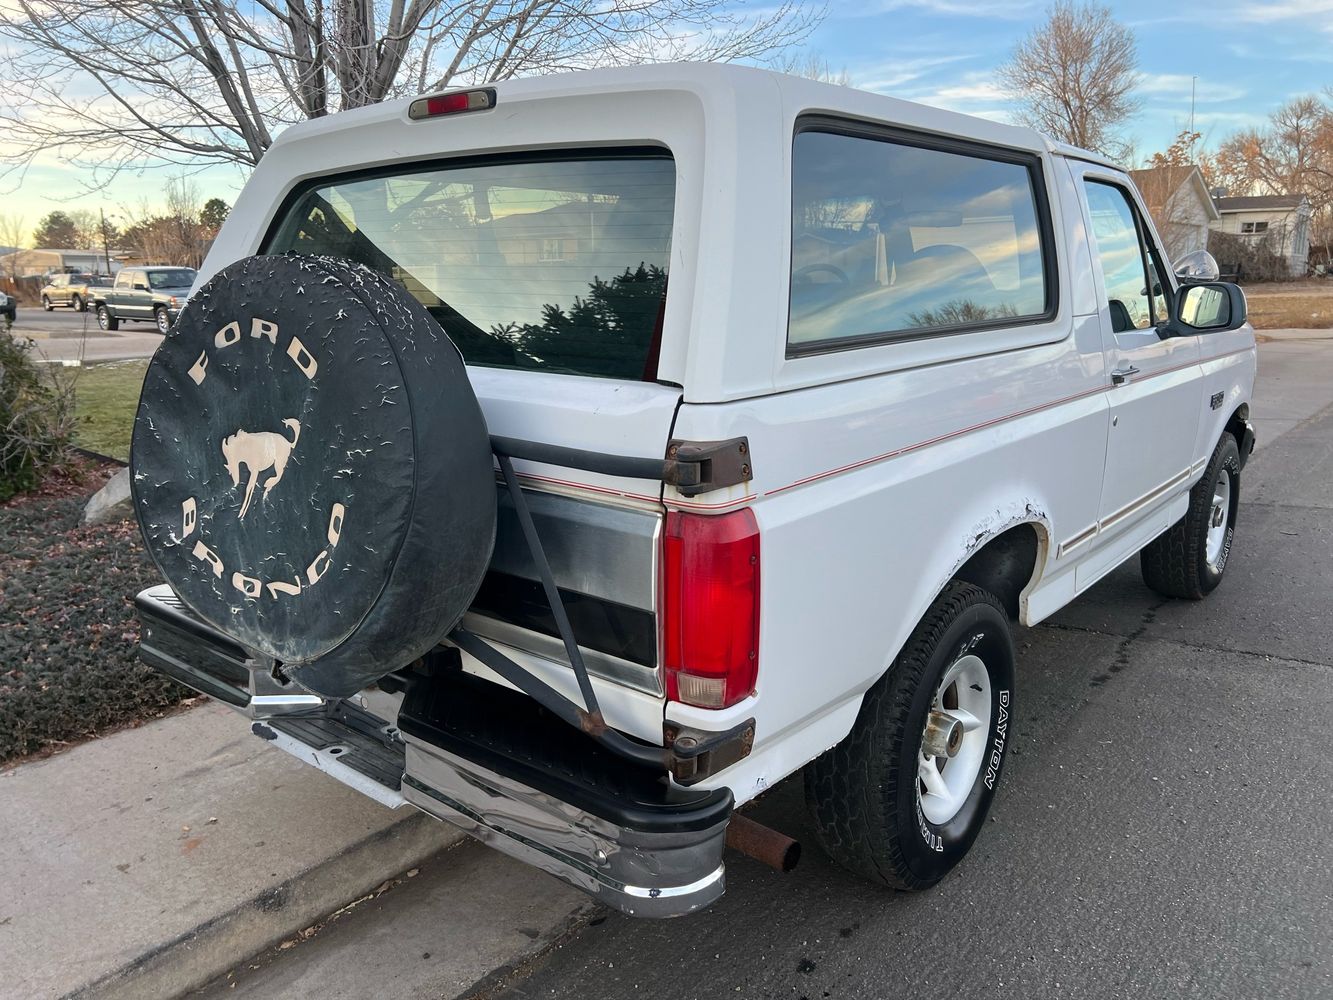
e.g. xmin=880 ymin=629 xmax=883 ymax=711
xmin=1205 ymin=96 xmax=1333 ymax=264
xmin=997 ymin=1 xmax=1139 ymax=160
xmin=776 ymin=51 xmax=849 ymax=86
xmin=0 ymin=1 xmax=820 ymax=183
xmin=119 ymin=175 xmax=215 ymax=265
xmin=0 ymin=213 xmax=26 ymax=255
xmin=0 ymin=213 xmax=26 ymax=284
xmin=1133 ymin=130 xmax=1208 ymax=260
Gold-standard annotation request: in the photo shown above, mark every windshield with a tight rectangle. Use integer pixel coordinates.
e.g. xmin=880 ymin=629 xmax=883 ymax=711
xmin=147 ymin=269 xmax=196 ymax=289
xmin=264 ymin=152 xmax=675 ymax=380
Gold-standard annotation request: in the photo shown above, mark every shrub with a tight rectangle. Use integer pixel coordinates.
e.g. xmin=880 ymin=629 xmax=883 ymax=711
xmin=0 ymin=331 xmax=76 ymax=501
xmin=1206 ymin=230 xmax=1294 ymax=284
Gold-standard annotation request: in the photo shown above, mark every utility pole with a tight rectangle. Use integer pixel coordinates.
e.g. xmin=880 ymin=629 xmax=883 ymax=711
xmin=1190 ymin=76 xmax=1196 ymax=136
xmin=100 ymin=208 xmax=112 ymax=274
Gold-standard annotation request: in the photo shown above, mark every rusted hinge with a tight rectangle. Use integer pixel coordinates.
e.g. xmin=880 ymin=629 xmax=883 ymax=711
xmin=663 ymin=437 xmax=753 ymax=498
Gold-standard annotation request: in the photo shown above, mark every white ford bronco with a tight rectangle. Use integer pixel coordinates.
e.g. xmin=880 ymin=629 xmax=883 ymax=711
xmin=130 ymin=64 xmax=1257 ymax=917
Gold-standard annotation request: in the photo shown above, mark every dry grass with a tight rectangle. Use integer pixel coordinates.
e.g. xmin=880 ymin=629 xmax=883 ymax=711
xmin=1244 ymin=289 xmax=1333 ymax=330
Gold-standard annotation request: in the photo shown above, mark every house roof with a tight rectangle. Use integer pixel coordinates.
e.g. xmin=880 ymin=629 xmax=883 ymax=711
xmin=1214 ymin=195 xmax=1308 ymax=212
xmin=1128 ymin=165 xmax=1220 ymax=222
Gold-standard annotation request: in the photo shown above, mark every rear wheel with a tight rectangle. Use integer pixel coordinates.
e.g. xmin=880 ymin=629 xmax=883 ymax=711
xmin=42 ymin=295 xmax=52 ymax=311
xmin=1141 ymin=432 xmax=1240 ymax=599
xmin=805 ymin=581 xmax=1014 ymax=890
xmin=96 ymin=304 xmax=118 ymax=331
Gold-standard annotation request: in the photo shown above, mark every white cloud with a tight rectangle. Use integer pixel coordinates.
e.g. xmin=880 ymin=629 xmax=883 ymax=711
xmin=869 ymin=0 xmax=1038 ymax=18
xmin=853 ymin=53 xmax=973 ymax=92
xmin=894 ymin=71 xmax=1016 ymax=120
xmin=1137 ymin=74 xmax=1247 ymax=105
xmin=1233 ymin=0 xmax=1333 ymax=22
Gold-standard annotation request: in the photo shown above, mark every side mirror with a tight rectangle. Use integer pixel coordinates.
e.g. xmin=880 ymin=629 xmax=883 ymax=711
xmin=1173 ymin=250 xmax=1220 ymax=284
xmin=133 ymin=282 xmax=148 ymax=291
xmin=1173 ymin=281 xmax=1247 ymax=333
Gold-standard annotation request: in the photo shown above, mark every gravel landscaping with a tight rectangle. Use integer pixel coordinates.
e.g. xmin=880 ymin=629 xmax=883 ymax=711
xmin=0 ymin=459 xmax=189 ymax=763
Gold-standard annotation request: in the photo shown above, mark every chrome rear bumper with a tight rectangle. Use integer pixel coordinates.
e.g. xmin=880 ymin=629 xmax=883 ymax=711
xmin=402 ymin=739 xmax=727 ymax=917
xmin=135 ymin=585 xmax=732 ymax=919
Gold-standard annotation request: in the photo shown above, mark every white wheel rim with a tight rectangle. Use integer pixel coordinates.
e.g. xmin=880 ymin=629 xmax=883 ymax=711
xmin=1205 ymin=467 xmax=1232 ymax=570
xmin=918 ymin=653 xmax=991 ymax=825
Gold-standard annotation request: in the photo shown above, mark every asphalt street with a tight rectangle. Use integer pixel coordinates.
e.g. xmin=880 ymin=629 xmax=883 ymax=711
xmin=9 ymin=306 xmax=166 ymax=363
xmin=198 ymin=338 xmax=1333 ymax=1000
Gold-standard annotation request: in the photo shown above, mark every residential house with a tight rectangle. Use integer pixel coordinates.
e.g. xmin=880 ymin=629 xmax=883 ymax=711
xmin=1127 ymin=165 xmax=1219 ymax=262
xmin=1209 ymin=195 xmax=1312 ymax=277
xmin=0 ymin=247 xmax=116 ymax=278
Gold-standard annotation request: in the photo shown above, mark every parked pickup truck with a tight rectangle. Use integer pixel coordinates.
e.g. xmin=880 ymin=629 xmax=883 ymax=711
xmin=40 ymin=272 xmax=112 ymax=313
xmin=93 ymin=266 xmax=196 ymax=333
xmin=128 ymin=64 xmax=1256 ymax=917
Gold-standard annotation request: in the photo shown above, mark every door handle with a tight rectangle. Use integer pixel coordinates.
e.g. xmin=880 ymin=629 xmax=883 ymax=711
xmin=1111 ymin=366 xmax=1140 ymax=386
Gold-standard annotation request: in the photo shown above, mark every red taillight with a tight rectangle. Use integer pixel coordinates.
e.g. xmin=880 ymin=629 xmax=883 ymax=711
xmin=407 ymin=88 xmax=496 ymax=120
xmin=661 ymin=509 xmax=760 ymax=709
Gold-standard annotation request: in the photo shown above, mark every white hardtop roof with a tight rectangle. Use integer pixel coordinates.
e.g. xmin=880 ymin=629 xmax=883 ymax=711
xmin=270 ymin=62 xmax=1107 ymax=166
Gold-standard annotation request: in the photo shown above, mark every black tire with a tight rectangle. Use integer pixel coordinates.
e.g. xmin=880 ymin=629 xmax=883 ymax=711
xmin=153 ymin=306 xmax=171 ymax=334
xmin=1141 ymin=432 xmax=1240 ymax=600
xmin=805 ymin=581 xmax=1015 ymax=890
xmin=41 ymin=295 xmax=52 ymax=311
xmin=72 ymin=293 xmax=84 ymax=312
xmin=96 ymin=304 xmax=118 ymax=331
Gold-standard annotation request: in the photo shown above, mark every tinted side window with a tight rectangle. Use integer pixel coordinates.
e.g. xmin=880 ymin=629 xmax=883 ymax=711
xmin=788 ymin=128 xmax=1051 ymax=352
xmin=1083 ymin=181 xmax=1169 ymax=331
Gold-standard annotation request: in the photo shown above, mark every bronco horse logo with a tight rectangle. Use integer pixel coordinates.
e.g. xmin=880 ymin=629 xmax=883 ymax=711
xmin=221 ymin=418 xmax=301 ymax=518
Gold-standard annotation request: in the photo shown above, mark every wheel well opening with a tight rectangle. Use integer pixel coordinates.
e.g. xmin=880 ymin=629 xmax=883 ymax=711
xmin=1225 ymin=403 xmax=1249 ymax=448
xmin=953 ymin=524 xmax=1040 ymax=621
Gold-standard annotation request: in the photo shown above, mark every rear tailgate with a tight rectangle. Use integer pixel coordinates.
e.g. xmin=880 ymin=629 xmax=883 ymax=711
xmin=461 ymin=369 xmax=679 ymax=743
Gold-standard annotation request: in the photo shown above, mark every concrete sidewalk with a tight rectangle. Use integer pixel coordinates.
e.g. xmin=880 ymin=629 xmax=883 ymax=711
xmin=0 ymin=702 xmax=462 ymax=999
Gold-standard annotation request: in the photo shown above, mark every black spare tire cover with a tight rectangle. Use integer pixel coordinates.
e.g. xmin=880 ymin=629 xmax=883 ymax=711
xmin=130 ymin=254 xmax=496 ymax=697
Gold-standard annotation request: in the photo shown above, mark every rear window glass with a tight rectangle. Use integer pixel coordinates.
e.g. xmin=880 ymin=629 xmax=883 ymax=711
xmin=789 ymin=128 xmax=1050 ymax=352
xmin=148 ymin=269 xmax=196 ymax=289
xmin=265 ymin=153 xmax=675 ymax=380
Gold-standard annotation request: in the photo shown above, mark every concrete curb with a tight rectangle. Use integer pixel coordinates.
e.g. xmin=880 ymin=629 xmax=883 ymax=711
xmin=65 ymin=814 xmax=465 ymax=1000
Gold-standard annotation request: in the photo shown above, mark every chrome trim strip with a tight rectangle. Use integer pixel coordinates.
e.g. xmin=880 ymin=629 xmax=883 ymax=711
xmin=492 ymin=485 xmax=659 ymax=612
xmin=1101 ymin=469 xmax=1190 ymax=532
xmin=1058 ymin=465 xmax=1196 ymax=556
xmin=248 ymin=693 xmax=327 ymax=718
xmin=1057 ymin=523 xmax=1099 ymax=558
xmin=460 ymin=613 xmax=663 ymax=696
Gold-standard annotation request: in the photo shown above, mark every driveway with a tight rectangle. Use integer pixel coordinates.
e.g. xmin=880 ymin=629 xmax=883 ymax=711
xmin=198 ymin=336 xmax=1333 ymax=1000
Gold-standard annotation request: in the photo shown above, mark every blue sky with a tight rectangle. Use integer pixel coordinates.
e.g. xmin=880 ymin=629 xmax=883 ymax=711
xmin=808 ymin=0 xmax=1331 ymax=149
xmin=5 ymin=0 xmax=1331 ymax=224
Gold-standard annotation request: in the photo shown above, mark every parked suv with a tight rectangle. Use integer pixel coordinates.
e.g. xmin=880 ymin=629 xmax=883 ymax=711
xmin=40 ymin=272 xmax=112 ymax=313
xmin=93 ymin=267 xmax=196 ymax=333
xmin=0 ymin=289 xmax=14 ymax=325
xmin=127 ymin=65 xmax=1256 ymax=916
